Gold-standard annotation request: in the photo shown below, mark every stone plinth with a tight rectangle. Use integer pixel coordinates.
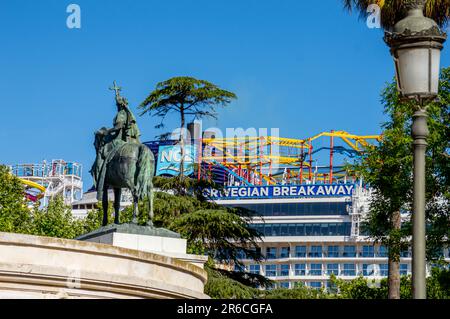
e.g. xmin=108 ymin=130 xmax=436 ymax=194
xmin=0 ymin=232 xmax=209 ymax=299
xmin=84 ymin=232 xmax=187 ymax=254
xmin=76 ymin=224 xmax=207 ymax=269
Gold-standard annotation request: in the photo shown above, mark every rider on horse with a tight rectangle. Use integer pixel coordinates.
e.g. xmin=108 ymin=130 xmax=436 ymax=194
xmin=91 ymin=82 xmax=141 ymax=201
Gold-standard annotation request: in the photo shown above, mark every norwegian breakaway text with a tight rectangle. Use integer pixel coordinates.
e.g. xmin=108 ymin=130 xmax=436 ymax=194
xmin=205 ymin=184 xmax=355 ymax=200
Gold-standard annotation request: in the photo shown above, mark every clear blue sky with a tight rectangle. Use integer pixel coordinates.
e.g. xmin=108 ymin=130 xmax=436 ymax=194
xmin=1 ymin=0 xmax=448 ymax=189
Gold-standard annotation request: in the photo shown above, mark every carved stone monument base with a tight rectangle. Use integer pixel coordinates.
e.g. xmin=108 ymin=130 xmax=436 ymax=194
xmin=77 ymin=224 xmax=207 ymax=269
xmin=0 ymin=232 xmax=209 ymax=299
xmin=76 ymin=223 xmax=182 ymax=241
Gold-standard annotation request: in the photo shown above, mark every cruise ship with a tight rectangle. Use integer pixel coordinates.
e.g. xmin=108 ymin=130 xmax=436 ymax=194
xmin=213 ymin=183 xmax=414 ymax=289
xmin=195 ymin=126 xmax=449 ymax=289
xmin=68 ymin=124 xmax=449 ymax=288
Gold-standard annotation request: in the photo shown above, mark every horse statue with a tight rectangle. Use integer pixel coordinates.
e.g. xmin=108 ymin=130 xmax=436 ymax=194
xmin=90 ymin=82 xmax=155 ymax=227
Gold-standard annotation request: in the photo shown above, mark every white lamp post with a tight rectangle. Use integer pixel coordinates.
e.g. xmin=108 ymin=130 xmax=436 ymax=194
xmin=384 ymin=0 xmax=446 ymax=299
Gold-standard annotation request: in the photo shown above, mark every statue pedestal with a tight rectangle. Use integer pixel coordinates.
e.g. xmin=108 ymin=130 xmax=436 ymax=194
xmin=77 ymin=224 xmax=208 ymax=269
xmin=0 ymin=232 xmax=209 ymax=299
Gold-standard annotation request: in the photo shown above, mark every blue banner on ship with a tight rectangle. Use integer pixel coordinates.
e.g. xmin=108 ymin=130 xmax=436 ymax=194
xmin=156 ymin=144 xmax=197 ymax=176
xmin=204 ymin=184 xmax=356 ymax=200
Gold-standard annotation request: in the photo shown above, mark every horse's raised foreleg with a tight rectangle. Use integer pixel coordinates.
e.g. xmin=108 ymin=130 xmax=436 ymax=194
xmin=102 ymin=185 xmax=109 ymax=226
xmin=113 ymin=188 xmax=121 ymax=225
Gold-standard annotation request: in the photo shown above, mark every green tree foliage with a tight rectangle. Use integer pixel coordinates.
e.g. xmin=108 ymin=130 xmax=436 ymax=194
xmin=30 ymin=196 xmax=84 ymax=239
xmin=153 ymin=175 xmax=222 ymax=200
xmin=139 ymin=77 xmax=236 ymax=178
xmin=213 ymin=267 xmax=272 ymax=290
xmin=207 ymin=268 xmax=450 ymax=299
xmin=205 ymin=265 xmax=329 ymax=299
xmin=0 ymin=165 xmax=32 ymax=234
xmin=139 ymin=76 xmax=237 ymax=132
xmin=0 ymin=167 xmax=85 ymax=239
xmin=330 ymin=268 xmax=450 ymax=299
xmin=170 ymin=209 xmax=262 ymax=263
xmin=152 ymin=191 xmax=196 ymax=226
xmin=427 ymin=267 xmax=450 ymax=299
xmin=82 ymin=203 xmax=106 ymax=233
xmin=263 ymin=285 xmax=330 ymax=299
xmin=330 ymin=275 xmax=388 ymax=299
xmin=205 ymin=265 xmax=261 ymax=299
xmin=343 ymin=0 xmax=450 ymax=29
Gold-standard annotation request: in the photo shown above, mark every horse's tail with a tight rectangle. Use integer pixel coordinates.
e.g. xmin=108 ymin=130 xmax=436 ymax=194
xmin=135 ymin=145 xmax=155 ymax=218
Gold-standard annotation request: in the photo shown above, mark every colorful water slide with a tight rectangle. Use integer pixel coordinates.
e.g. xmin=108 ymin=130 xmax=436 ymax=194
xmin=20 ymin=179 xmax=46 ymax=202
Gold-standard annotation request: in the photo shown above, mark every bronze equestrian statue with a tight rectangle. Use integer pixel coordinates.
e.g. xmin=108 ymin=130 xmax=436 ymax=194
xmin=91 ymin=82 xmax=155 ymax=226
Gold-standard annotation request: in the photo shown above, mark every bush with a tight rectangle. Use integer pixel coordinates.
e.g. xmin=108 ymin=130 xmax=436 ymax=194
xmin=329 ymin=270 xmax=450 ymax=299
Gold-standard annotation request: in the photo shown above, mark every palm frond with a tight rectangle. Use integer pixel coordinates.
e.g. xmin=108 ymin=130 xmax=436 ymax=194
xmin=343 ymin=0 xmax=450 ymax=29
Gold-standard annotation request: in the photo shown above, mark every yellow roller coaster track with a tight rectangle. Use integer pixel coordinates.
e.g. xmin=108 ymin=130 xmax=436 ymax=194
xmin=202 ymin=130 xmax=381 ymax=152
xmin=200 ymin=130 xmax=382 ymax=185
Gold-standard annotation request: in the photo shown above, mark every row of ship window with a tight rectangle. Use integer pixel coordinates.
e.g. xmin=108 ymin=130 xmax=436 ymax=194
xmin=250 ymin=223 xmax=352 ymax=237
xmin=239 ymin=263 xmax=409 ymax=277
xmin=238 ymin=245 xmax=410 ymax=259
xmin=226 ymin=202 xmax=349 ymax=216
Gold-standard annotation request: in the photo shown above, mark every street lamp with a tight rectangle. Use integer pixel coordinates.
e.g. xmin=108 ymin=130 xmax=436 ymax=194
xmin=384 ymin=0 xmax=446 ymax=299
